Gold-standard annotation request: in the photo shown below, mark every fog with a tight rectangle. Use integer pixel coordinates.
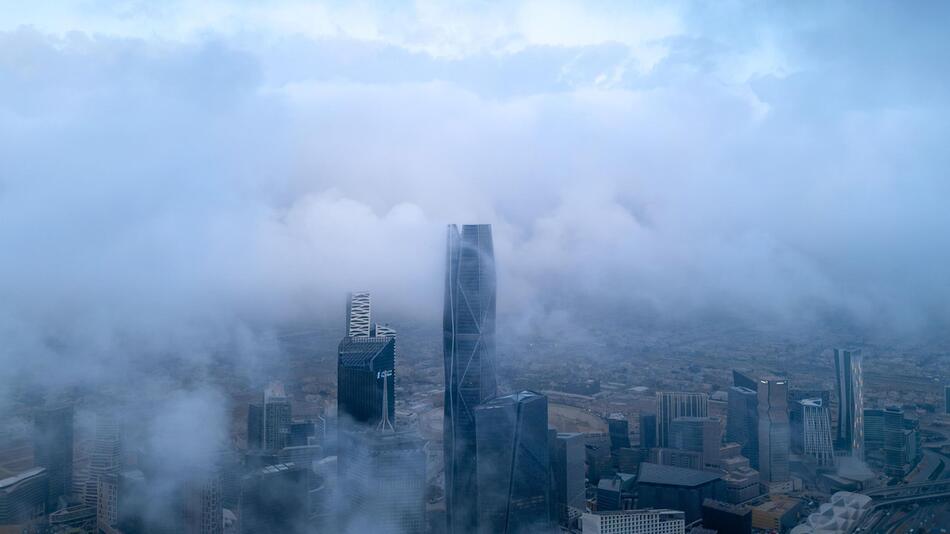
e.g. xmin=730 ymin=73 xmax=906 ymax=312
xmin=2 ymin=2 xmax=949 ymax=531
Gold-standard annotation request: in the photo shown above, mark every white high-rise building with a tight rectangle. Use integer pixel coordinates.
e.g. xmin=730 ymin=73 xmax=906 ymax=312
xmin=581 ymin=509 xmax=685 ymax=534
xmin=800 ymin=399 xmax=835 ymax=467
xmin=346 ymin=291 xmax=372 ymax=337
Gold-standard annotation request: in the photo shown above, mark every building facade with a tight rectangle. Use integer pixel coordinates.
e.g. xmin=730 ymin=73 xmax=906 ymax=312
xmin=757 ymin=377 xmax=790 ymax=484
xmin=444 ymin=224 xmax=497 ymax=533
xmin=834 ymin=348 xmax=865 ymax=459
xmin=581 ymin=509 xmax=685 ymax=534
xmin=799 ymin=399 xmax=835 ymax=468
xmin=33 ymin=405 xmax=73 ymax=511
xmin=727 ymin=386 xmax=759 ymax=470
xmin=552 ymin=432 xmax=586 ymax=527
xmin=656 ymin=392 xmax=708 ymax=449
xmin=474 ymin=391 xmax=550 ymax=534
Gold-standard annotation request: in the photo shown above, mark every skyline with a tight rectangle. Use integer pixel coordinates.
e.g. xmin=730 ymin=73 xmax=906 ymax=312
xmin=2 ymin=2 xmax=950 ymax=533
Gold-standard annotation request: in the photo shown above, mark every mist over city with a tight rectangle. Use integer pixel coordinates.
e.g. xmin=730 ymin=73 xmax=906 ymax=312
xmin=2 ymin=2 xmax=950 ymax=533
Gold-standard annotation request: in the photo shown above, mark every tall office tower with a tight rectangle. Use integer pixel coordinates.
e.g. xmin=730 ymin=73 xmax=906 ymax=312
xmin=727 ymin=386 xmax=759 ymax=469
xmin=883 ymin=406 xmax=908 ymax=477
xmin=180 ymin=472 xmax=223 ymax=534
xmin=97 ymin=470 xmax=147 ymax=533
xmin=248 ymin=383 xmax=293 ymax=452
xmin=639 ymin=413 xmax=657 ymax=450
xmin=552 ymin=433 xmax=586 ymax=527
xmin=669 ymin=416 xmax=722 ymax=469
xmin=239 ymin=463 xmax=309 ymax=534
xmin=757 ymin=377 xmax=789 ymax=484
xmin=84 ymin=412 xmax=121 ymax=508
xmin=443 ymin=223 xmax=497 ymax=533
xmin=337 ymin=335 xmax=396 ymax=430
xmin=33 ymin=405 xmax=74 ymax=510
xmin=608 ymin=414 xmax=631 ymax=451
xmin=798 ymin=399 xmax=835 ymax=468
xmin=474 ymin=391 xmax=550 ymax=534
xmin=346 ymin=291 xmax=372 ymax=337
xmin=656 ymin=392 xmax=708 ymax=449
xmin=834 ymin=348 xmax=865 ymax=459
xmin=945 ymin=386 xmax=950 ymax=415
xmin=339 ymin=431 xmax=428 ymax=534
xmin=862 ymin=408 xmax=885 ymax=452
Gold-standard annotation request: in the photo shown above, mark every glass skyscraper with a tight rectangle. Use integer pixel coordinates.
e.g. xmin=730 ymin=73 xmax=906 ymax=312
xmin=443 ymin=223 xmax=497 ymax=533
xmin=756 ymin=377 xmax=789 ymax=484
xmin=834 ymin=348 xmax=864 ymax=459
xmin=33 ymin=405 xmax=73 ymax=511
xmin=474 ymin=391 xmax=551 ymax=534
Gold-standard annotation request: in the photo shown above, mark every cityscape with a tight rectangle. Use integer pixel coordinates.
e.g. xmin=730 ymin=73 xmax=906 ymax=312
xmin=3 ymin=2 xmax=950 ymax=534
xmin=4 ymin=223 xmax=950 ymax=533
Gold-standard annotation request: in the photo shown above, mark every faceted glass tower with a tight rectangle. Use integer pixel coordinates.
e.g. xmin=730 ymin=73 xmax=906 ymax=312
xmin=834 ymin=348 xmax=864 ymax=459
xmin=443 ymin=223 xmax=497 ymax=533
xmin=474 ymin=391 xmax=550 ymax=534
xmin=757 ymin=377 xmax=790 ymax=483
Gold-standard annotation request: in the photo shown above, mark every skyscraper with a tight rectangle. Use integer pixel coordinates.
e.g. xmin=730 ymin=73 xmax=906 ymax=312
xmin=33 ymin=405 xmax=73 ymax=511
xmin=248 ymin=383 xmax=293 ymax=452
xmin=945 ymin=385 xmax=950 ymax=415
xmin=670 ymin=416 xmax=721 ymax=469
xmin=608 ymin=414 xmax=631 ymax=452
xmin=337 ymin=336 xmax=396 ymax=430
xmin=639 ymin=413 xmax=657 ymax=450
xmin=85 ymin=412 xmax=121 ymax=508
xmin=756 ymin=377 xmax=789 ymax=485
xmin=551 ymin=432 xmax=586 ymax=527
xmin=443 ymin=223 xmax=497 ymax=533
xmin=798 ymin=399 xmax=835 ymax=468
xmin=834 ymin=348 xmax=864 ymax=459
xmin=474 ymin=391 xmax=550 ymax=534
xmin=339 ymin=431 xmax=428 ymax=534
xmin=883 ymin=406 xmax=907 ymax=477
xmin=239 ymin=463 xmax=309 ymax=534
xmin=656 ymin=392 xmax=708 ymax=449
xmin=726 ymin=386 xmax=759 ymax=469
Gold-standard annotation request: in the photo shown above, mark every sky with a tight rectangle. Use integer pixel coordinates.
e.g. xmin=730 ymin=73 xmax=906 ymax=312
xmin=2 ymin=1 xmax=950 ymax=394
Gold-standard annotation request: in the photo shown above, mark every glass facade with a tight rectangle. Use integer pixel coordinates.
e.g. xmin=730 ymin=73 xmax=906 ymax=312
xmin=475 ymin=391 xmax=551 ymax=534
xmin=834 ymin=348 xmax=865 ymax=458
xmin=443 ymin=224 xmax=497 ymax=533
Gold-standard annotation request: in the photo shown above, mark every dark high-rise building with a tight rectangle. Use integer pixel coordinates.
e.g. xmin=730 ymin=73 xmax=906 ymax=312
xmin=607 ymin=414 xmax=631 ymax=452
xmin=337 ymin=336 xmax=395 ymax=431
xmin=883 ymin=406 xmax=908 ymax=477
xmin=596 ymin=473 xmax=635 ymax=511
xmin=834 ymin=348 xmax=865 ymax=459
xmin=945 ymin=385 xmax=950 ymax=415
xmin=656 ymin=392 xmax=708 ymax=449
xmin=639 ymin=413 xmax=657 ymax=450
xmin=551 ymin=432 xmax=586 ymax=527
xmin=702 ymin=499 xmax=752 ymax=534
xmin=239 ymin=463 xmax=309 ymax=534
xmin=727 ymin=386 xmax=758 ymax=469
xmin=636 ymin=463 xmax=724 ymax=524
xmin=248 ymin=383 xmax=293 ymax=452
xmin=443 ymin=223 xmax=497 ymax=533
xmin=756 ymin=377 xmax=789 ymax=485
xmin=863 ymin=408 xmax=885 ymax=452
xmin=33 ymin=405 xmax=73 ymax=511
xmin=474 ymin=391 xmax=550 ymax=534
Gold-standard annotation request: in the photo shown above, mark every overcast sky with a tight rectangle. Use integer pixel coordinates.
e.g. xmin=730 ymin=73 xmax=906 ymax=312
xmin=2 ymin=1 xmax=950 ymax=390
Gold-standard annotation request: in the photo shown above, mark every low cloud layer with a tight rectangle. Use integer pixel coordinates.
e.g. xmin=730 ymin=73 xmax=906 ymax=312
xmin=2 ymin=1 xmax=950 ymax=393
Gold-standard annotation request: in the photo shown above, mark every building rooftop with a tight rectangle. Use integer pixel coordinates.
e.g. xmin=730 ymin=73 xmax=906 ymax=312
xmin=481 ymin=390 xmax=544 ymax=407
xmin=637 ymin=462 xmax=721 ymax=487
xmin=338 ymin=336 xmax=394 ymax=368
xmin=0 ymin=466 xmax=45 ymax=490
